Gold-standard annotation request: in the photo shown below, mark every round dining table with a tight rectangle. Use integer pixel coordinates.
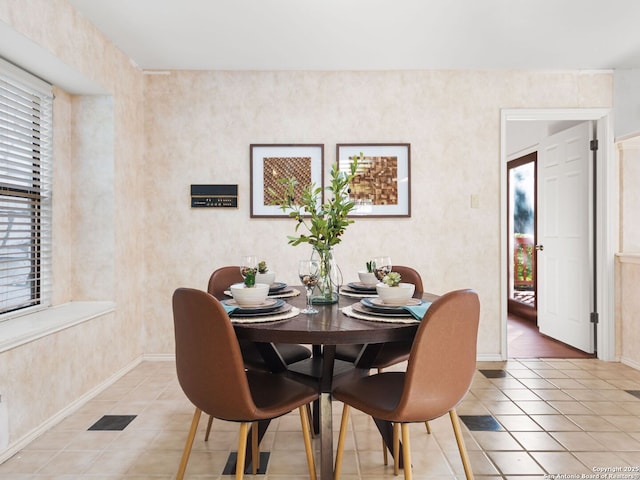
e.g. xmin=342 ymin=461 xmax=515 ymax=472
xmin=232 ymin=288 xmax=438 ymax=480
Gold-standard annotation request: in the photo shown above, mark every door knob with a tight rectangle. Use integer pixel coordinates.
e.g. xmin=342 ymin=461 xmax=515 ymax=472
xmin=535 ymin=244 xmax=544 ymax=251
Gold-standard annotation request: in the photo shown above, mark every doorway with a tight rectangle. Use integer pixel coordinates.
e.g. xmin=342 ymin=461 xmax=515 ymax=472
xmin=507 ymin=152 xmax=537 ymax=323
xmin=500 ymin=109 xmax=616 ymax=361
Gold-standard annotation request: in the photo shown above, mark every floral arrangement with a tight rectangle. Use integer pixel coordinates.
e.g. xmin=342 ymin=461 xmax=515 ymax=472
xmin=382 ymin=272 xmax=402 ymax=287
xmin=271 ymin=155 xmax=361 ymax=256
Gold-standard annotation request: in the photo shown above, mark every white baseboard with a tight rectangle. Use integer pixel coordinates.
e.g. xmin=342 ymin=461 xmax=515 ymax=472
xmin=621 ymin=356 xmax=640 ymax=371
xmin=0 ymin=355 xmax=143 ymax=464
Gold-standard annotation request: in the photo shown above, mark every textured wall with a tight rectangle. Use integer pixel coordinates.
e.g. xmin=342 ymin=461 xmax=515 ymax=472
xmin=0 ymin=0 xmax=145 ymax=453
xmin=142 ymin=70 xmax=613 ymax=356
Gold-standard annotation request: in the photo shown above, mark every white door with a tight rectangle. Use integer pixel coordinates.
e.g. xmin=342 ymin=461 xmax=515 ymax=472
xmin=537 ymin=122 xmax=594 ymax=353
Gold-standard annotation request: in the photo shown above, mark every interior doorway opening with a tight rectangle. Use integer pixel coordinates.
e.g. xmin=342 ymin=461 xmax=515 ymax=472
xmin=507 ymin=152 xmax=537 ymax=323
xmin=500 ymin=109 xmax=616 ymax=361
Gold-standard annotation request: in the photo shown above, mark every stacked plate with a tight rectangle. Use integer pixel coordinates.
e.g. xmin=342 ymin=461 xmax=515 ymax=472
xmin=222 ymin=298 xmax=292 ymax=317
xmin=340 ymin=281 xmax=378 ymax=295
xmin=351 ymin=297 xmax=425 ymax=319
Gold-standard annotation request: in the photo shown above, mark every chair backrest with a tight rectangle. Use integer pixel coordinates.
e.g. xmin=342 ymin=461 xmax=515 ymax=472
xmin=393 ymin=265 xmax=424 ymax=298
xmin=207 ymin=266 xmax=243 ymax=300
xmin=395 ymin=289 xmax=480 ymax=421
xmin=172 ymin=287 xmax=257 ymax=420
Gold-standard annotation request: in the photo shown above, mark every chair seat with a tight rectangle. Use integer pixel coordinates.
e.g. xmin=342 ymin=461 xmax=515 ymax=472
xmin=240 ymin=341 xmax=311 ymax=370
xmin=244 ymin=370 xmax=318 ymax=419
xmin=335 ymin=341 xmax=411 ymax=370
xmin=334 ymin=371 xmax=453 ymax=423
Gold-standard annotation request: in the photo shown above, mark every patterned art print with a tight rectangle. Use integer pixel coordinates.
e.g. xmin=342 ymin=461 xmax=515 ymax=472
xmin=336 ymin=143 xmax=410 ymax=217
xmin=350 ymin=155 xmax=399 ymax=205
xmin=263 ymin=156 xmax=312 ymax=205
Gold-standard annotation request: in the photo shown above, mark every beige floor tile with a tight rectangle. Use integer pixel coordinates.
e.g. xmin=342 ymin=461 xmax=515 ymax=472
xmin=547 ymin=400 xmax=595 ymax=415
xmin=501 ymin=389 xmax=542 ymax=401
xmin=481 ymin=400 xmax=524 ymax=415
xmin=469 ymin=431 xmax=522 ymax=451
xmin=486 ymin=451 xmax=544 ymax=475
xmin=529 ymin=414 xmax=582 ymax=432
xmin=513 ymin=400 xmax=559 ymax=415
xmin=549 ymin=431 xmax=606 ymax=451
xmin=530 ymin=451 xmax=591 ymax=474
xmin=510 ymin=431 xmax=565 ymax=451
xmin=493 ymin=415 xmax=542 ymax=432
xmin=588 ymin=431 xmax=640 ymax=451
xmin=0 ymin=450 xmax=58 ymax=474
xmin=5 ymin=359 xmax=640 ymax=479
xmin=36 ymin=450 xmax=102 ymax=475
xmin=566 ymin=415 xmax=618 ymax=432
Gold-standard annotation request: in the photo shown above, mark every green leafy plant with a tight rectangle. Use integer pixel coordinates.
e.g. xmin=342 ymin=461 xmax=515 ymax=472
xmin=258 ymin=260 xmax=268 ymax=274
xmin=366 ymin=260 xmax=375 ymax=273
xmin=382 ymin=272 xmax=402 ymax=287
xmin=270 ymin=155 xmax=361 ymax=255
xmin=243 ymin=269 xmax=256 ymax=287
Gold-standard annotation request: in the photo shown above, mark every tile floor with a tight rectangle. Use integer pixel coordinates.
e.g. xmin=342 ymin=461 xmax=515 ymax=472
xmin=2 ymin=358 xmax=640 ymax=479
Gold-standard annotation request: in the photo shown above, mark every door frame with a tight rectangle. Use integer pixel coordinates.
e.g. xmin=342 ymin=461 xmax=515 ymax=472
xmin=500 ymin=108 xmax=617 ymax=361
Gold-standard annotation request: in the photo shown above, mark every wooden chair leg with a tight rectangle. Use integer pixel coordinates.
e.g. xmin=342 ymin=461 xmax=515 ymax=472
xmin=393 ymin=422 xmax=400 ymax=476
xmin=204 ymin=415 xmax=214 ymax=441
xmin=251 ymin=421 xmax=259 ymax=474
xmin=177 ymin=408 xmax=201 ymax=480
xmin=305 ymin=403 xmax=315 ymax=438
xmin=449 ymin=409 xmax=474 ymax=480
xmin=299 ymin=405 xmax=317 ymax=480
xmin=382 ymin=436 xmax=388 ymax=465
xmin=334 ymin=405 xmax=350 ymax=480
xmin=236 ymin=422 xmax=249 ymax=480
xmin=401 ymin=423 xmax=412 ymax=480
xmin=425 ymin=421 xmax=431 ymax=434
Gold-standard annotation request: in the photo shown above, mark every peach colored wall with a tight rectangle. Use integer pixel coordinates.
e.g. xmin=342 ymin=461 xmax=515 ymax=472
xmin=0 ymin=0 xmax=145 ymax=454
xmin=142 ymin=70 xmax=613 ymax=355
xmin=616 ymin=137 xmax=640 ymax=367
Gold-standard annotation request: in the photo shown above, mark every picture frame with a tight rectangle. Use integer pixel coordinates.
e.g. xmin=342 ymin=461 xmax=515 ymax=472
xmin=250 ymin=144 xmax=324 ymax=217
xmin=337 ymin=143 xmax=411 ymax=217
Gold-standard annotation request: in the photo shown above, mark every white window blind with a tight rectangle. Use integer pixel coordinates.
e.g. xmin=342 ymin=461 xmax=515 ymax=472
xmin=0 ymin=59 xmax=52 ymax=316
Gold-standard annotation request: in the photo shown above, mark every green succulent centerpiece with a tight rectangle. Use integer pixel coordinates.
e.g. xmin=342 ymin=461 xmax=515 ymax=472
xmin=258 ymin=261 xmax=268 ymax=274
xmin=271 ymin=155 xmax=361 ymax=303
xmin=243 ymin=268 xmax=256 ymax=287
xmin=366 ymin=260 xmax=375 ymax=273
xmin=382 ymin=271 xmax=402 ymax=287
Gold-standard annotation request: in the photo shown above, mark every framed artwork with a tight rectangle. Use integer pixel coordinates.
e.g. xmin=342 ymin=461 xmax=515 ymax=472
xmin=336 ymin=143 xmax=411 ymax=217
xmin=250 ymin=144 xmax=324 ymax=217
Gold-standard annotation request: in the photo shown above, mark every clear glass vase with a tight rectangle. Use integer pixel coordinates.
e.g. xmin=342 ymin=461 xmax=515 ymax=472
xmin=310 ymin=247 xmax=342 ymax=304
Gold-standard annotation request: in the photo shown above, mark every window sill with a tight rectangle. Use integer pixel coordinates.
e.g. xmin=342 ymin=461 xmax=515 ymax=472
xmin=0 ymin=301 xmax=116 ymax=353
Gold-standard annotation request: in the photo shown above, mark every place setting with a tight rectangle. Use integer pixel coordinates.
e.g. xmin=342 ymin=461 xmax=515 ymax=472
xmin=341 ymin=259 xmax=432 ymax=323
xmin=339 ymin=256 xmax=391 ymax=298
xmin=222 ymin=257 xmax=300 ymax=323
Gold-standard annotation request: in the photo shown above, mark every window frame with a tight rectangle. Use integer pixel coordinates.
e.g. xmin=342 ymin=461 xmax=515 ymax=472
xmin=0 ymin=58 xmax=53 ymax=319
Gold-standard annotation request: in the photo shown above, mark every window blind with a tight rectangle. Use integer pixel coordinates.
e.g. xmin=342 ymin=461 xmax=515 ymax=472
xmin=0 ymin=58 xmax=52 ymax=316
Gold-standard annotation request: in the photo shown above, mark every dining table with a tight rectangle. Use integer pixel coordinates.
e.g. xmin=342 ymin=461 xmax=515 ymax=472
xmin=231 ymin=285 xmax=439 ymax=480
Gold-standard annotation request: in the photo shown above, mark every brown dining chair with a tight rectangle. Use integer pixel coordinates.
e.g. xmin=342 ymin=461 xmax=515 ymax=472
xmin=335 ymin=265 xmax=423 ymax=369
xmin=208 ymin=266 xmax=311 ymax=368
xmin=172 ymin=287 xmax=318 ymax=480
xmin=205 ymin=266 xmax=313 ymax=439
xmin=335 ymin=265 xmax=430 ymax=462
xmin=333 ymin=289 xmax=480 ymax=480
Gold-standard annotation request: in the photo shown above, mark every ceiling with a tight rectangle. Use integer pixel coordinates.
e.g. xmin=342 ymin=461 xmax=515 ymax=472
xmin=66 ymin=0 xmax=640 ymax=71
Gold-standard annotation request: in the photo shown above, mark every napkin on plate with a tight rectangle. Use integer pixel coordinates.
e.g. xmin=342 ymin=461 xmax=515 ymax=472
xmin=402 ymin=301 xmax=432 ymax=320
xmin=223 ymin=304 xmax=238 ymax=315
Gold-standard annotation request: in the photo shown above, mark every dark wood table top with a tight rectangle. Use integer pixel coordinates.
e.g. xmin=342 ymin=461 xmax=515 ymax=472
xmin=233 ymin=288 xmax=439 ymax=346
